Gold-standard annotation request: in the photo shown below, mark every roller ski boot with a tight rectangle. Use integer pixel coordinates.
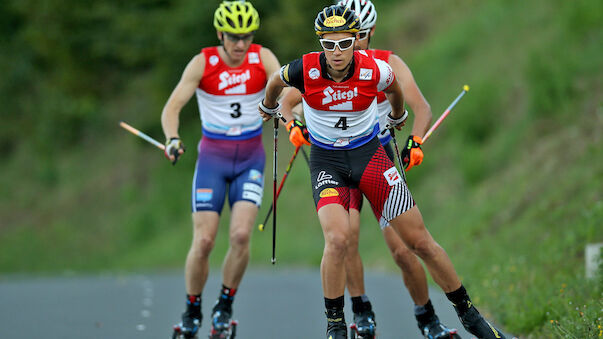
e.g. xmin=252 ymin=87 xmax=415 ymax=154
xmin=349 ymin=310 xmax=376 ymax=339
xmin=419 ymin=314 xmax=461 ymax=339
xmin=456 ymin=305 xmax=505 ymax=339
xmin=172 ymin=310 xmax=202 ymax=339
xmin=209 ymin=304 xmax=237 ymax=339
xmin=326 ymin=308 xmax=347 ymax=339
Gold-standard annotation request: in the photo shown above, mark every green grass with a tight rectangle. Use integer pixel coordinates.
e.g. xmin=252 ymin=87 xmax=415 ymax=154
xmin=1 ymin=0 xmax=602 ymax=337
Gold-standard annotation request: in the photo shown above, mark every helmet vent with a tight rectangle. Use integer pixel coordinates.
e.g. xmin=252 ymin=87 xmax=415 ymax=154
xmin=214 ymin=1 xmax=260 ymax=34
xmin=226 ymin=17 xmax=236 ymax=28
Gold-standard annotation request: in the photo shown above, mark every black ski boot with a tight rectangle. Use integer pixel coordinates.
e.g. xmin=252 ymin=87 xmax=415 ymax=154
xmin=418 ymin=314 xmax=461 ymax=339
xmin=326 ymin=308 xmax=347 ymax=339
xmin=172 ymin=309 xmax=202 ymax=339
xmin=350 ymin=309 xmax=376 ymax=339
xmin=209 ymin=304 xmax=237 ymax=339
xmin=456 ymin=306 xmax=505 ymax=339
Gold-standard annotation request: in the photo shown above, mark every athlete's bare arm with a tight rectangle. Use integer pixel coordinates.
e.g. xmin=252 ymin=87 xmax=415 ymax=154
xmin=260 ymin=47 xmax=281 ymax=80
xmin=260 ymin=72 xmax=290 ymax=122
xmin=388 ymin=54 xmax=432 ymax=137
xmin=260 ymin=47 xmax=296 ymax=125
xmin=279 ymin=88 xmax=303 ymax=120
xmin=382 ymin=75 xmax=405 ymax=123
xmin=161 ymin=54 xmax=206 ymax=139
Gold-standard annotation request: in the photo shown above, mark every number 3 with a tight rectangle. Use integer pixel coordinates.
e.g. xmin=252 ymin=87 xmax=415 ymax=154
xmin=230 ymin=103 xmax=241 ymax=118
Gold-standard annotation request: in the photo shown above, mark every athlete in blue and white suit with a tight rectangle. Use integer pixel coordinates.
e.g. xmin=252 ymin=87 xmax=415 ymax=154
xmin=160 ymin=1 xmax=283 ymax=336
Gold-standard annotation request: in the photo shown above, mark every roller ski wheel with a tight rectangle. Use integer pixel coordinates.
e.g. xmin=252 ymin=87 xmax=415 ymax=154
xmin=349 ymin=310 xmax=376 ymax=339
xmin=209 ymin=307 xmax=237 ymax=339
xmin=349 ymin=323 xmax=376 ymax=339
xmin=172 ymin=312 xmax=201 ymax=339
xmin=419 ymin=315 xmax=462 ymax=339
xmin=208 ymin=319 xmax=237 ymax=339
xmin=172 ymin=323 xmax=200 ymax=339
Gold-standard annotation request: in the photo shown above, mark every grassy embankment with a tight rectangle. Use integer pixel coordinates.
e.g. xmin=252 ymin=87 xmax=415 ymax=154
xmin=1 ymin=0 xmax=601 ymax=337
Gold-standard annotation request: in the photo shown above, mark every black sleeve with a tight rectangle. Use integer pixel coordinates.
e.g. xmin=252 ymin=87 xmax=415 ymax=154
xmin=280 ymin=58 xmax=305 ymax=93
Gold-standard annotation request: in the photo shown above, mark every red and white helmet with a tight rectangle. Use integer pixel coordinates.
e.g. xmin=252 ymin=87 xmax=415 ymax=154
xmin=338 ymin=0 xmax=377 ymax=30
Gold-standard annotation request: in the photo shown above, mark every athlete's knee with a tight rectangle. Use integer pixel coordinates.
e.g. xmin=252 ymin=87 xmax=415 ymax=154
xmin=408 ymin=236 xmax=440 ymax=259
xmin=324 ymin=232 xmax=349 ymax=257
xmin=229 ymin=228 xmax=251 ymax=249
xmin=391 ymin=243 xmax=416 ymax=268
xmin=347 ymin=232 xmax=360 ymax=252
xmin=192 ymin=235 xmax=215 ymax=258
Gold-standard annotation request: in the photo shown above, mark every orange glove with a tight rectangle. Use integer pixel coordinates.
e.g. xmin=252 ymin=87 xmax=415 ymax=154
xmin=401 ymin=135 xmax=423 ymax=171
xmin=286 ymin=119 xmax=311 ymax=147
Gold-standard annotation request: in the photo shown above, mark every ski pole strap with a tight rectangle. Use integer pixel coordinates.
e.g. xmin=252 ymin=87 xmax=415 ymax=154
xmin=382 ymin=109 xmax=408 ymax=135
xmin=259 ymin=100 xmax=286 ymax=122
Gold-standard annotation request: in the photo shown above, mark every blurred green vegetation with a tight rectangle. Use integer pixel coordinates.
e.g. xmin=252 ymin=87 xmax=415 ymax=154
xmin=1 ymin=0 xmax=601 ymax=337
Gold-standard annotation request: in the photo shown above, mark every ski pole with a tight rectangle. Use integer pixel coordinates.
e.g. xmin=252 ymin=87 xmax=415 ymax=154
xmin=300 ymin=146 xmax=310 ymax=166
xmin=119 ymin=121 xmax=165 ymax=150
xmin=388 ymin=128 xmax=408 ymax=183
xmin=422 ymin=85 xmax=470 ymax=143
xmin=271 ymin=117 xmax=279 ymax=265
xmin=258 ymin=146 xmax=301 ymax=232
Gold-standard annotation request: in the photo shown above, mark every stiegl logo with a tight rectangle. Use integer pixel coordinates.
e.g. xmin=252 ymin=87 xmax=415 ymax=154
xmin=218 ymin=70 xmax=251 ymax=90
xmin=383 ymin=167 xmax=402 ymax=186
xmin=322 ymin=86 xmax=358 ymax=105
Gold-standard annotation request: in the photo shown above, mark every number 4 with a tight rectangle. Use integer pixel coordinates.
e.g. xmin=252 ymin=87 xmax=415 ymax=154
xmin=334 ymin=117 xmax=348 ymax=130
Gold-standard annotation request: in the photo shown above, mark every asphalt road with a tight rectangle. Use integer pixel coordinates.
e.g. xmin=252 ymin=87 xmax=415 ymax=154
xmin=0 ymin=269 xmax=514 ymax=339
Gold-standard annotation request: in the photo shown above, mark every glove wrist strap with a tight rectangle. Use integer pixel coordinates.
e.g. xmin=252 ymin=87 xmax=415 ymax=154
xmin=388 ymin=109 xmax=409 ymax=125
xmin=259 ymin=100 xmax=281 ymax=116
xmin=411 ymin=135 xmax=423 ymax=145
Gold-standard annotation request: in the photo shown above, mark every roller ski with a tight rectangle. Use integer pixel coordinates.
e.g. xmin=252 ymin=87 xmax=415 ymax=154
xmin=419 ymin=314 xmax=461 ymax=339
xmin=349 ymin=310 xmax=376 ymax=339
xmin=209 ymin=305 xmax=237 ymax=339
xmin=326 ymin=308 xmax=347 ymax=339
xmin=456 ymin=305 xmax=505 ymax=339
xmin=172 ymin=310 xmax=202 ymax=339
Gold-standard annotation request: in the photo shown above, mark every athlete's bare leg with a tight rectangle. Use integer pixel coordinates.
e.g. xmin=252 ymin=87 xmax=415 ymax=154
xmin=318 ymin=203 xmax=351 ymax=298
xmin=186 ymin=211 xmax=220 ymax=295
xmin=382 ymin=226 xmax=430 ymax=305
xmin=345 ymin=208 xmax=365 ymax=297
xmin=389 ymin=206 xmax=461 ymax=293
xmin=222 ymin=201 xmax=258 ymax=289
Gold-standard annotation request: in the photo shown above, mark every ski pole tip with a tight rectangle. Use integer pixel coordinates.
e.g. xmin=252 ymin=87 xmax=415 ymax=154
xmin=271 ymin=258 xmax=276 ymax=265
xmin=463 ymin=85 xmax=470 ymax=92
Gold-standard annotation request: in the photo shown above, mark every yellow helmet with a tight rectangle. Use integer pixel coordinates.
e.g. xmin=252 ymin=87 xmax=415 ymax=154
xmin=214 ymin=1 xmax=260 ymax=34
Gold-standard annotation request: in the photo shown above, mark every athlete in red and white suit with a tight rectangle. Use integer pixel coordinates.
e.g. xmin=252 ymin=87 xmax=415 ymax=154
xmin=279 ymin=44 xmax=463 ymax=336
xmin=260 ymin=4 xmax=506 ymax=339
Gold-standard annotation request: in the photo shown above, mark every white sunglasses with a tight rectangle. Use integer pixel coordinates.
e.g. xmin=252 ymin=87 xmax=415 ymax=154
xmin=357 ymin=29 xmax=371 ymax=40
xmin=319 ymin=37 xmax=356 ymax=51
